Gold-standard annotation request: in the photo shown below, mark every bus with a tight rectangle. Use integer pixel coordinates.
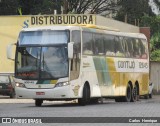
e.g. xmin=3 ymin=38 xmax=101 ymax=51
xmin=7 ymin=25 xmax=149 ymax=106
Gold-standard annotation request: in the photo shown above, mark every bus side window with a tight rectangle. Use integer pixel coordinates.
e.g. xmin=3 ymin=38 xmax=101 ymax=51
xmin=71 ymin=30 xmax=81 ymax=80
xmin=140 ymin=39 xmax=148 ymax=59
xmin=123 ymin=38 xmax=130 ymax=57
xmin=126 ymin=37 xmax=134 ymax=58
xmin=72 ymin=30 xmax=81 ymax=54
xmin=132 ymin=38 xmax=141 ymax=58
xmin=104 ymin=35 xmax=115 ymax=56
xmin=82 ymin=32 xmax=93 ymax=55
xmin=93 ymin=33 xmax=104 ymax=55
xmin=115 ymin=36 xmax=125 ymax=57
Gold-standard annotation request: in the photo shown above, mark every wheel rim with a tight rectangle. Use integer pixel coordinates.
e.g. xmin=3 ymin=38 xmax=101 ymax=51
xmin=132 ymin=86 xmax=137 ymax=101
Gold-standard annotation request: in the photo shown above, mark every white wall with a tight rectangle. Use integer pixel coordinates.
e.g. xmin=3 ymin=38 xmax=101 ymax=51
xmin=150 ymin=61 xmax=160 ymax=94
xmin=96 ymin=15 xmax=140 ymax=33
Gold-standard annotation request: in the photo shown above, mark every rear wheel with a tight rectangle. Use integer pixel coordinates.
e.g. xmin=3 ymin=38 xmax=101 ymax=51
xmin=78 ymin=84 xmax=90 ymax=106
xmin=131 ymin=85 xmax=138 ymax=102
xmin=35 ymin=99 xmax=43 ymax=107
xmin=123 ymin=84 xmax=131 ymax=102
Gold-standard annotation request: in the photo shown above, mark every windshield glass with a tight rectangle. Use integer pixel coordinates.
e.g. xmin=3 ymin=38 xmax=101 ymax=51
xmin=19 ymin=30 xmax=69 ymax=45
xmin=16 ymin=45 xmax=68 ymax=79
xmin=0 ymin=76 xmax=9 ymax=83
xmin=16 ymin=47 xmax=40 ymax=79
xmin=41 ymin=46 xmax=68 ymax=79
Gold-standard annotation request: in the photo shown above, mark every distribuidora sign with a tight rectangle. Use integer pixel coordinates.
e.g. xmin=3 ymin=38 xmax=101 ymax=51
xmin=23 ymin=15 xmax=95 ymax=28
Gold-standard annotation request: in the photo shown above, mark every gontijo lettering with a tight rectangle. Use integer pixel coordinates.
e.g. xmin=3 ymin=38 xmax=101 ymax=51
xmin=31 ymin=15 xmax=94 ymax=25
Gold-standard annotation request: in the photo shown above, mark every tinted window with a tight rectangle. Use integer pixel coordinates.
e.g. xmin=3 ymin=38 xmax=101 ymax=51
xmin=115 ymin=36 xmax=125 ymax=57
xmin=83 ymin=32 xmax=93 ymax=55
xmin=140 ymin=39 xmax=148 ymax=59
xmin=104 ymin=35 xmax=115 ymax=56
xmin=0 ymin=76 xmax=9 ymax=83
xmin=125 ymin=37 xmax=134 ymax=57
xmin=94 ymin=34 xmax=104 ymax=55
xmin=72 ymin=30 xmax=81 ymax=53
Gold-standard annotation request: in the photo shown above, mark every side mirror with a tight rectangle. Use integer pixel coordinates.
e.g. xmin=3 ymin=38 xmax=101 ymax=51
xmin=7 ymin=43 xmax=16 ymax=60
xmin=68 ymin=42 xmax=74 ymax=59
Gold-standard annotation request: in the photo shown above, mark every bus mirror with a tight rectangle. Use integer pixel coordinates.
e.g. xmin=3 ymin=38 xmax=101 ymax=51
xmin=68 ymin=42 xmax=74 ymax=59
xmin=7 ymin=43 xmax=16 ymax=61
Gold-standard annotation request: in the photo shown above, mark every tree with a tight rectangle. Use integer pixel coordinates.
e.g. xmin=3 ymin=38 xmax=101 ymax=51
xmin=63 ymin=0 xmax=120 ymax=16
xmin=18 ymin=0 xmax=62 ymax=15
xmin=140 ymin=15 xmax=160 ymax=61
xmin=115 ymin=0 xmax=154 ymax=25
xmin=0 ymin=0 xmax=19 ymax=15
xmin=153 ymin=0 xmax=160 ymax=7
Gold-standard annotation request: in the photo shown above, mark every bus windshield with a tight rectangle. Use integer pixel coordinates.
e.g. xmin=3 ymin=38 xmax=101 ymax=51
xmin=16 ymin=45 xmax=68 ymax=79
xmin=19 ymin=30 xmax=69 ymax=45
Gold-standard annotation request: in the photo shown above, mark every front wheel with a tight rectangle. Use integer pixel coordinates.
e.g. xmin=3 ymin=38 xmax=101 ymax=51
xmin=78 ymin=84 xmax=90 ymax=106
xmin=149 ymin=92 xmax=152 ymax=98
xmin=10 ymin=91 xmax=16 ymax=98
xmin=144 ymin=94 xmax=149 ymax=99
xmin=35 ymin=99 xmax=43 ymax=107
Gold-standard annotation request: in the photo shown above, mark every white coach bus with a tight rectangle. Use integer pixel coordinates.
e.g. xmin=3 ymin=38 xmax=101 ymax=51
xmin=7 ymin=25 xmax=149 ymax=106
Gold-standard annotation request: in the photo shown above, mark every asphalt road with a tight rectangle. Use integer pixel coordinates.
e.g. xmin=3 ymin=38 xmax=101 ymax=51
xmin=0 ymin=95 xmax=160 ymax=126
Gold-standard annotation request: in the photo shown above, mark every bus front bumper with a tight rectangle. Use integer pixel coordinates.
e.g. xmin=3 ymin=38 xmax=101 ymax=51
xmin=15 ymin=86 xmax=74 ymax=99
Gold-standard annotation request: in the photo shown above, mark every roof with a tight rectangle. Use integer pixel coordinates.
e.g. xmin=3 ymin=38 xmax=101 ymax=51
xmin=21 ymin=24 xmax=147 ymax=40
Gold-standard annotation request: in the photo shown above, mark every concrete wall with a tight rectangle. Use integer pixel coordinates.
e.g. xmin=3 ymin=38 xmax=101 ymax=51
xmin=150 ymin=61 xmax=160 ymax=94
xmin=96 ymin=15 xmax=140 ymax=33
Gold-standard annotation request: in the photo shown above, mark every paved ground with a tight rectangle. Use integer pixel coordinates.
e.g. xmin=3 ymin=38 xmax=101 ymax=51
xmin=0 ymin=95 xmax=160 ymax=126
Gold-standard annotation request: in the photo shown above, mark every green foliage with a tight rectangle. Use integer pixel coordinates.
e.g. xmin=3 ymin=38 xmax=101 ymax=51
xmin=141 ymin=16 xmax=160 ymax=61
xmin=0 ymin=0 xmax=63 ymax=15
xmin=150 ymin=50 xmax=160 ymax=61
xmin=150 ymin=32 xmax=160 ymax=50
xmin=115 ymin=0 xmax=154 ymax=25
xmin=0 ymin=0 xmax=19 ymax=15
xmin=18 ymin=0 xmax=62 ymax=15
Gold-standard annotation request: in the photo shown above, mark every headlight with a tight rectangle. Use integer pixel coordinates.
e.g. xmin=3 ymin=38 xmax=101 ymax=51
xmin=55 ymin=82 xmax=69 ymax=88
xmin=16 ymin=83 xmax=26 ymax=88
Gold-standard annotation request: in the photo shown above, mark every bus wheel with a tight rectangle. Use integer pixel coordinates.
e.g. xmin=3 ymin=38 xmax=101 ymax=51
xmin=131 ymin=85 xmax=138 ymax=102
xmin=78 ymin=84 xmax=90 ymax=106
xmin=35 ymin=99 xmax=43 ymax=107
xmin=123 ymin=84 xmax=131 ymax=102
xmin=149 ymin=92 xmax=152 ymax=98
xmin=144 ymin=94 xmax=149 ymax=99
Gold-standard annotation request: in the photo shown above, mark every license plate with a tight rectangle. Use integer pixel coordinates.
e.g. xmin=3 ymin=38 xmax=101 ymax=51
xmin=36 ymin=92 xmax=45 ymax=95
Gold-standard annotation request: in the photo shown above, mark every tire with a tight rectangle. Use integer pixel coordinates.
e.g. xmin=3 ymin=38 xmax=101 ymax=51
xmin=35 ymin=99 xmax=43 ymax=107
xmin=131 ymin=85 xmax=137 ymax=102
xmin=144 ymin=94 xmax=149 ymax=99
xmin=10 ymin=90 xmax=16 ymax=98
xmin=78 ymin=84 xmax=90 ymax=106
xmin=123 ymin=84 xmax=131 ymax=102
xmin=149 ymin=92 xmax=152 ymax=99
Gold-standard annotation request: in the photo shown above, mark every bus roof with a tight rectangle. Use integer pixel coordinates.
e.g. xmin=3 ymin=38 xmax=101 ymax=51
xmin=21 ymin=25 xmax=147 ymax=40
xmin=21 ymin=25 xmax=81 ymax=32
